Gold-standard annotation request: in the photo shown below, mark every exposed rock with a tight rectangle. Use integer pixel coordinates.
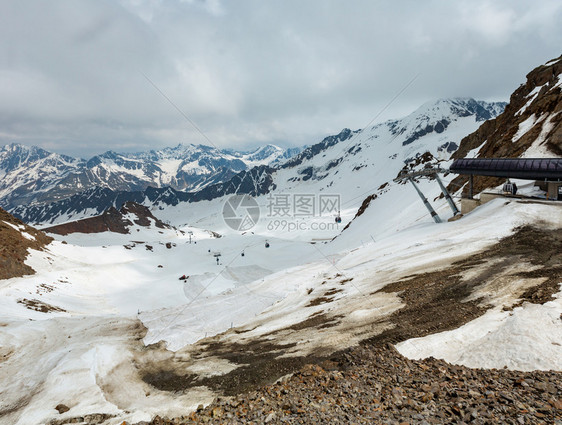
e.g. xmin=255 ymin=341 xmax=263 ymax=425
xmin=43 ymin=201 xmax=170 ymax=236
xmin=54 ymin=404 xmax=69 ymax=414
xmin=135 ymin=344 xmax=561 ymax=424
xmin=281 ymin=129 xmax=358 ymax=169
xmin=450 ymin=55 xmax=562 ymax=196
xmin=18 ymin=298 xmax=66 ymax=313
xmin=0 ymin=207 xmax=53 ymax=279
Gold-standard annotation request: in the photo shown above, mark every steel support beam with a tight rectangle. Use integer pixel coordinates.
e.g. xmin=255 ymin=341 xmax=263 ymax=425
xmin=434 ymin=174 xmax=459 ymax=215
xmin=408 ymin=178 xmax=442 ymax=223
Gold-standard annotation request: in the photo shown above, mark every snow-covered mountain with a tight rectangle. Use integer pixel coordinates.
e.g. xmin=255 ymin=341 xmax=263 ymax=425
xmin=278 ymin=97 xmax=505 ymax=182
xmin=0 ymin=143 xmax=301 ymax=211
xmin=11 ymin=165 xmax=277 ymax=225
xmin=10 ymin=97 xmax=505 ymax=226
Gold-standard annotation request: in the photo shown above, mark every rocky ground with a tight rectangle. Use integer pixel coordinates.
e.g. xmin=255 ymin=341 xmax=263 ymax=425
xmin=133 ymin=343 xmax=561 ymax=425
xmin=124 ymin=226 xmax=562 ymax=425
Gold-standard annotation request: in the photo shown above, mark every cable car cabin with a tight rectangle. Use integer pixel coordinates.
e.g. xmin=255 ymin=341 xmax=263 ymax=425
xmin=503 ymin=182 xmax=513 ymax=193
xmin=265 ymin=241 xmax=270 ymax=248
xmin=335 ymin=210 xmax=342 ymax=223
xmin=502 ymin=181 xmax=517 ymax=195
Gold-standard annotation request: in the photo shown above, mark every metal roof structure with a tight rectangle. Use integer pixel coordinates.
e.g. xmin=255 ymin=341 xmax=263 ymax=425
xmin=449 ymin=158 xmax=562 ymax=181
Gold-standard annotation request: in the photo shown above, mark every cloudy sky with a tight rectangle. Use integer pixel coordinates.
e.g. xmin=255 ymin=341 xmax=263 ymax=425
xmin=1 ymin=0 xmax=561 ymax=158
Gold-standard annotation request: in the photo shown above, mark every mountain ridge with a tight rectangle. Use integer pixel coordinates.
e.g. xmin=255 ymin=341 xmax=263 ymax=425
xmin=10 ymin=97 xmax=505 ymax=226
xmin=0 ymin=142 xmax=301 ymax=211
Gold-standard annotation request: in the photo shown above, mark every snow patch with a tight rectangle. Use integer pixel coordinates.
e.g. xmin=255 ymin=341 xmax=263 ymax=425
xmin=515 ymin=85 xmax=544 ymax=116
xmin=465 ymin=141 xmax=486 ymax=158
xmin=512 ymin=114 xmax=537 ymax=143
xmin=396 ymin=288 xmax=562 ymax=371
xmin=521 ymin=112 xmax=560 ymax=157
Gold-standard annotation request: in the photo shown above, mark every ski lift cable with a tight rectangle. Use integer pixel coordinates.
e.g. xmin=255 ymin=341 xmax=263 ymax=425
xmin=339 ymin=172 xmax=460 ymax=214
xmin=141 ymin=71 xmax=219 ymax=150
xmin=337 ymin=128 xmax=458 ymax=212
xmin=327 ymin=73 xmax=421 ymax=165
xmin=149 ymin=234 xmax=359 ymax=343
xmin=149 ymin=164 xmax=460 ymax=344
xmin=146 ymin=238 xmax=264 ymax=344
xmin=220 ymin=237 xmax=342 ymax=312
xmin=154 ymin=214 xmax=415 ymax=343
xmin=243 ymin=239 xmax=391 ymax=311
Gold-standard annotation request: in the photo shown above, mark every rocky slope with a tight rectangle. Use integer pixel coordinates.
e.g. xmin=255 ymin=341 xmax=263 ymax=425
xmin=0 ymin=207 xmax=52 ymax=279
xmin=450 ymin=55 xmax=562 ymax=196
xmin=139 ymin=345 xmax=561 ymax=425
xmin=43 ymin=201 xmax=170 ymax=236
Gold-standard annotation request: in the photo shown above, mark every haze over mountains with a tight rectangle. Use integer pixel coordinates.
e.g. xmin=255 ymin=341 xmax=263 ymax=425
xmin=5 ymin=97 xmax=506 ymax=225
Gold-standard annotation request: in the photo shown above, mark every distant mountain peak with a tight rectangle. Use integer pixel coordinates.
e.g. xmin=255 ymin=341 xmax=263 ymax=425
xmin=0 ymin=142 xmax=302 ymax=211
xmin=380 ymin=98 xmax=507 ymax=147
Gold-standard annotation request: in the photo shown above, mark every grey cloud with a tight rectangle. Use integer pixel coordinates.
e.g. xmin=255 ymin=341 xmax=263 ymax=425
xmin=0 ymin=0 xmax=560 ymax=157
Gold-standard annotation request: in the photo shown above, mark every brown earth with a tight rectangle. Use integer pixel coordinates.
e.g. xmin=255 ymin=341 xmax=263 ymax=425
xmin=0 ymin=207 xmax=53 ymax=279
xmin=17 ymin=298 xmax=67 ymax=313
xmin=366 ymin=224 xmax=562 ymax=346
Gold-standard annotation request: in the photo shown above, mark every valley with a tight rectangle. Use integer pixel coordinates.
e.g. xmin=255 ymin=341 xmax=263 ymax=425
xmin=1 ymin=55 xmax=561 ymax=424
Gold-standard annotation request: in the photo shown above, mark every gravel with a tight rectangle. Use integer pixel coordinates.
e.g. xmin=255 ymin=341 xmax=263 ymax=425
xmin=134 ymin=344 xmax=561 ymax=424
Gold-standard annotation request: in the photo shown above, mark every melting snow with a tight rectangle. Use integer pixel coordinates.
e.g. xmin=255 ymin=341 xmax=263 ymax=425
xmin=1 ymin=192 xmax=561 ymax=424
xmin=512 ymin=114 xmax=538 ymax=143
xmin=521 ymin=112 xmax=559 ymax=157
xmin=397 ymin=291 xmax=562 ymax=371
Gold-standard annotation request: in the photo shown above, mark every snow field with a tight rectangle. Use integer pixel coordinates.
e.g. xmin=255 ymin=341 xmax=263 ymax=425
xmin=2 ymin=192 xmax=560 ymax=424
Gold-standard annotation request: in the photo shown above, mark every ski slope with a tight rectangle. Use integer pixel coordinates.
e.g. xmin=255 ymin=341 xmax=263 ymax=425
xmin=1 ymin=98 xmax=560 ymax=424
xmin=1 ymin=183 xmax=561 ymax=424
